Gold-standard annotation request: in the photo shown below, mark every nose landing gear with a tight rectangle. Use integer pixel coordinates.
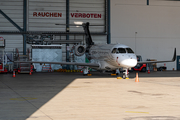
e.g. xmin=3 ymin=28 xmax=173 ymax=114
xmin=112 ymin=68 xmax=130 ymax=79
xmin=123 ymin=69 xmax=129 ymax=79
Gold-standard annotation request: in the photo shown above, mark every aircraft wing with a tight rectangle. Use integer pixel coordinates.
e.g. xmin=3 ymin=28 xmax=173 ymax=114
xmin=137 ymin=48 xmax=176 ymax=64
xmin=13 ymin=61 xmax=100 ymax=67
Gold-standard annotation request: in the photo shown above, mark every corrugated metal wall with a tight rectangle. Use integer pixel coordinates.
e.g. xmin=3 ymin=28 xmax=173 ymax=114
xmin=70 ymin=0 xmax=105 ymax=32
xmin=28 ymin=0 xmax=66 ymax=31
xmin=0 ymin=0 xmax=24 ymax=52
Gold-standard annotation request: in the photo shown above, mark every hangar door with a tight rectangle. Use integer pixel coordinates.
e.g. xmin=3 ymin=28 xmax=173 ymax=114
xmin=28 ymin=0 xmax=66 ymax=31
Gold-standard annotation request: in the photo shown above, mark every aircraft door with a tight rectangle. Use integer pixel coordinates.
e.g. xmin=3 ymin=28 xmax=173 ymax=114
xmin=177 ymin=56 xmax=180 ymax=70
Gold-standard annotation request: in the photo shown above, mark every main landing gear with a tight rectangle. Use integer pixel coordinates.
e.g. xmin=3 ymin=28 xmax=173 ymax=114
xmin=82 ymin=67 xmax=92 ymax=76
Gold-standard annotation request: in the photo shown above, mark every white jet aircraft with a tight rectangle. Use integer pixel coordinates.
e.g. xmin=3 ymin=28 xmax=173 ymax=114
xmin=14 ymin=22 xmax=176 ymax=79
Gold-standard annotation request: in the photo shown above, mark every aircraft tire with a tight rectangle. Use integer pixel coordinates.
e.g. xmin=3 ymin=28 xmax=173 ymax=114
xmin=123 ymin=74 xmax=126 ymax=79
xmin=141 ymin=67 xmax=146 ymax=72
xmin=123 ymin=74 xmax=129 ymax=79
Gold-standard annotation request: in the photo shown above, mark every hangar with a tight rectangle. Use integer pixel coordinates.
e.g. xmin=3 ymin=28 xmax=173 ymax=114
xmin=0 ymin=0 xmax=179 ymax=72
xmin=1 ymin=1 xmax=180 ymax=120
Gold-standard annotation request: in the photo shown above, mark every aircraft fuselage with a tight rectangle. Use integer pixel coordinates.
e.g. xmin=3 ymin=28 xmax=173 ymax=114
xmin=89 ymin=44 xmax=137 ymax=70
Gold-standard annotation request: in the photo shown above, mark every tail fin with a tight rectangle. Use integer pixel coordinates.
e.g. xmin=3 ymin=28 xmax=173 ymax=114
xmin=172 ymin=48 xmax=176 ymax=61
xmin=82 ymin=22 xmax=94 ymax=50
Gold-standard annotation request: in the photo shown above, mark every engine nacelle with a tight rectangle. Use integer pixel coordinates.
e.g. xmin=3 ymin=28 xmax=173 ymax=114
xmin=74 ymin=45 xmax=86 ymax=56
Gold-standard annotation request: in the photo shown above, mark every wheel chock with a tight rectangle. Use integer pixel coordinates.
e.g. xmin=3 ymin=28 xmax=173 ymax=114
xmin=111 ymin=74 xmax=116 ymax=76
xmin=117 ymin=77 xmax=122 ymax=79
xmin=87 ymin=74 xmax=92 ymax=76
xmin=125 ymin=78 xmax=129 ymax=79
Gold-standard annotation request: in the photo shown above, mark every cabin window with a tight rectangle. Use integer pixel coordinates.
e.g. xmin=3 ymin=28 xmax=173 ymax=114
xmin=118 ymin=48 xmax=126 ymax=53
xmin=126 ymin=48 xmax=134 ymax=53
xmin=111 ymin=48 xmax=117 ymax=53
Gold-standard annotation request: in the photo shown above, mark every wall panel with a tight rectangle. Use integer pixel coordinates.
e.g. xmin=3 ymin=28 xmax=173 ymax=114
xmin=111 ymin=0 xmax=180 ymax=70
xmin=0 ymin=0 xmax=23 ymax=52
xmin=28 ymin=0 xmax=66 ymax=31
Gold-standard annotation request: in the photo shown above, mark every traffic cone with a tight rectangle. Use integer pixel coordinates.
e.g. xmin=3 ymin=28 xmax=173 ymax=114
xmin=148 ymin=67 xmax=150 ymax=74
xmin=135 ymin=73 xmax=139 ymax=82
xmin=13 ymin=71 xmax=16 ymax=77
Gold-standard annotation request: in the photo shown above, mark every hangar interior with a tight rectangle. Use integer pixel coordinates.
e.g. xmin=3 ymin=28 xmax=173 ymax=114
xmin=1 ymin=1 xmax=180 ymax=119
xmin=0 ymin=0 xmax=179 ymax=73
xmin=0 ymin=0 xmax=110 ymax=73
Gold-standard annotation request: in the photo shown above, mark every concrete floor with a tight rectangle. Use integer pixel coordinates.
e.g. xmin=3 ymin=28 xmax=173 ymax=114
xmin=0 ymin=71 xmax=180 ymax=120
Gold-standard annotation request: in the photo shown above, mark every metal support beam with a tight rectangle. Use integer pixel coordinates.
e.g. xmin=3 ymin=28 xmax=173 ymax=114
xmin=107 ymin=0 xmax=111 ymax=44
xmin=105 ymin=0 xmax=107 ymax=33
xmin=0 ymin=9 xmax=23 ymax=31
xmin=0 ymin=31 xmax=107 ymax=35
xmin=66 ymin=0 xmax=70 ymax=69
xmin=147 ymin=0 xmax=149 ymax=5
xmin=23 ymin=0 xmax=27 ymax=55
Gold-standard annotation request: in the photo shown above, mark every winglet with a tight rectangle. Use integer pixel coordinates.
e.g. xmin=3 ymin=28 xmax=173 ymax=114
xmin=137 ymin=48 xmax=177 ymax=64
xmin=172 ymin=48 xmax=176 ymax=61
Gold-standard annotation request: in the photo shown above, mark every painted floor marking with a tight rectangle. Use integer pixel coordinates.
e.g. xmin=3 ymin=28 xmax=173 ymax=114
xmin=126 ymin=111 xmax=149 ymax=114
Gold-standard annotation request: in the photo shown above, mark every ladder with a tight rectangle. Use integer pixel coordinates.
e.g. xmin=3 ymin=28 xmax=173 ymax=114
xmin=14 ymin=48 xmax=31 ymax=73
xmin=42 ymin=64 xmax=52 ymax=72
xmin=18 ymin=55 xmax=31 ymax=73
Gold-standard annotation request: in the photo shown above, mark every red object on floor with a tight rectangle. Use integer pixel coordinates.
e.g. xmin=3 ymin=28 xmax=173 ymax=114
xmin=0 ymin=63 xmax=8 ymax=73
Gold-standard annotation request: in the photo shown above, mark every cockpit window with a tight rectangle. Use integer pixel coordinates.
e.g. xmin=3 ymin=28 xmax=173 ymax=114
xmin=126 ymin=48 xmax=134 ymax=53
xmin=118 ymin=48 xmax=126 ymax=53
xmin=111 ymin=48 xmax=117 ymax=53
xmin=112 ymin=48 xmax=128 ymax=54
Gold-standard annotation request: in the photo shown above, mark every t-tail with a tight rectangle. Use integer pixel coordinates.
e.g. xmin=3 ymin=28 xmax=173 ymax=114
xmin=82 ymin=22 xmax=94 ymax=52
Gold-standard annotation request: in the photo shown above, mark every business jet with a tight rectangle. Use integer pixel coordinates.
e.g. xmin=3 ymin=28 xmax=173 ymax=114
xmin=14 ymin=22 xmax=176 ymax=79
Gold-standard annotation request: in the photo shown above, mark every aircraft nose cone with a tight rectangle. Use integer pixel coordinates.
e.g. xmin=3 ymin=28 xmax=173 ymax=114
xmin=121 ymin=59 xmax=137 ymax=68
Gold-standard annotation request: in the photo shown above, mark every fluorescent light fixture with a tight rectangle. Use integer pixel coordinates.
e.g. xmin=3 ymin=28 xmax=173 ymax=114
xmin=74 ymin=21 xmax=83 ymax=25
